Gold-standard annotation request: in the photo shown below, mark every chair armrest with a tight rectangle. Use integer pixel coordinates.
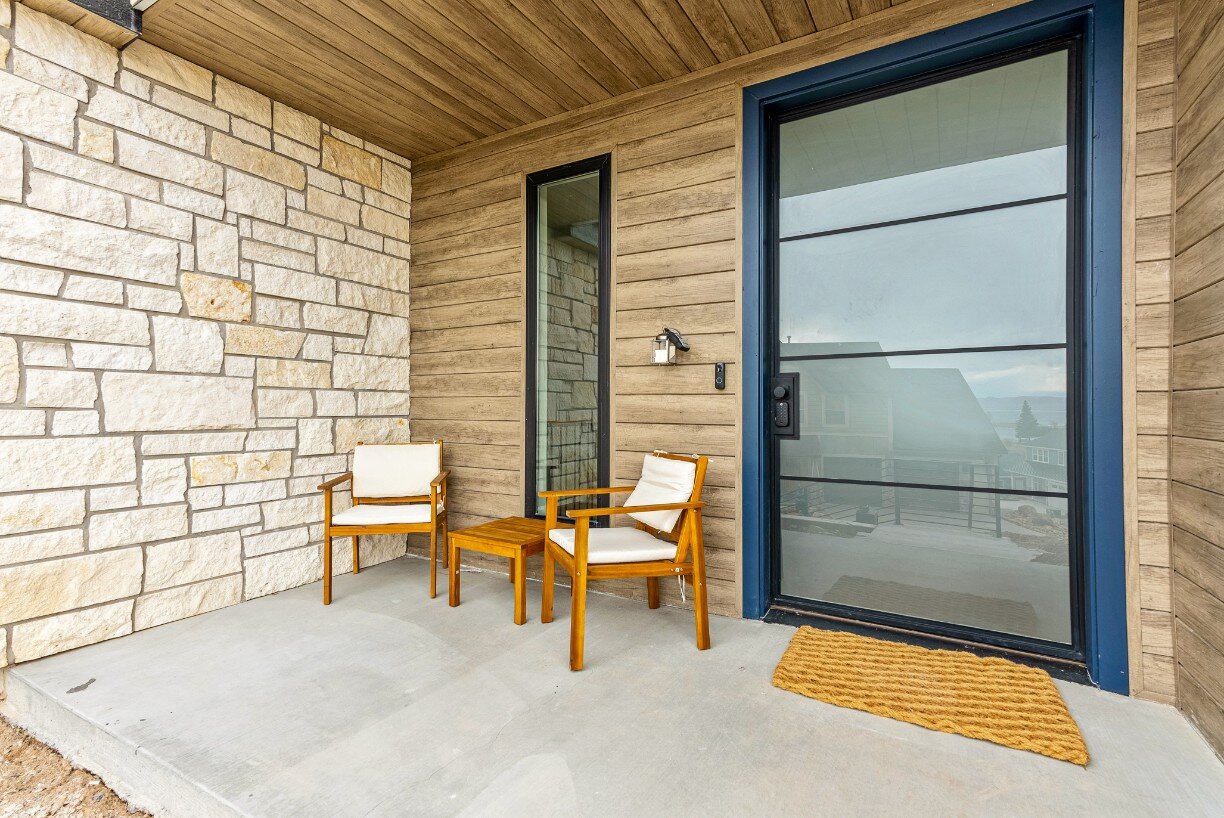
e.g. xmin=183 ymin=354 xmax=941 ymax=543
xmin=430 ymin=470 xmax=450 ymax=488
xmin=317 ymin=472 xmax=353 ymax=491
xmin=567 ymin=501 xmax=704 ymax=518
xmin=538 ymin=486 xmax=637 ymax=499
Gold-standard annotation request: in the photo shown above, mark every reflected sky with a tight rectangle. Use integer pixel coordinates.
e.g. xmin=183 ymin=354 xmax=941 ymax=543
xmin=780 ymin=147 xmax=1066 ymax=237
xmin=778 ymin=199 xmax=1067 ymax=351
xmin=888 ymin=348 xmax=1067 ymax=399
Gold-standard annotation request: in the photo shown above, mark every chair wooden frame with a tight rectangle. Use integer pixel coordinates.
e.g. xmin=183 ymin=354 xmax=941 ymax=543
xmin=541 ymin=451 xmax=710 ymax=670
xmin=318 ymin=440 xmax=449 ymax=604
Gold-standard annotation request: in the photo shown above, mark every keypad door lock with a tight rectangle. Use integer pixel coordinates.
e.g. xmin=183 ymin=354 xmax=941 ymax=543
xmin=771 ymin=373 xmax=799 ymax=439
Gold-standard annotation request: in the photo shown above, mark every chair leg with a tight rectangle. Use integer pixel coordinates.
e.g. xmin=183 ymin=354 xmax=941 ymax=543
xmin=352 ymin=535 xmax=360 ymax=574
xmin=448 ymin=539 xmax=460 ymax=607
xmin=323 ymin=528 xmax=332 ymax=605
xmin=440 ymin=517 xmax=449 ymax=568
xmin=692 ymin=519 xmax=711 ymax=651
xmin=513 ymin=555 xmax=527 ymax=625
xmin=570 ymin=562 xmax=588 ymax=671
xmin=647 ymin=576 xmax=660 ymax=609
xmin=429 ymin=520 xmax=438 ymax=599
xmin=541 ymin=545 xmax=555 ymax=623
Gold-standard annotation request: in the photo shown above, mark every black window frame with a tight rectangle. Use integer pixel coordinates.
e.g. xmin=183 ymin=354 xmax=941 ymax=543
xmin=523 ymin=154 xmax=612 ymax=521
xmin=764 ymin=35 xmax=1087 ymax=664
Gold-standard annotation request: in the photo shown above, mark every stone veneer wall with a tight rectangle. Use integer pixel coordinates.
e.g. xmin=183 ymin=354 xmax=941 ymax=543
xmin=540 ymin=237 xmax=599 ymax=512
xmin=0 ymin=2 xmax=413 ymax=670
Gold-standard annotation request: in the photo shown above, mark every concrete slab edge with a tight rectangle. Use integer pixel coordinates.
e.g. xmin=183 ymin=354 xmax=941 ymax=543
xmin=1 ymin=666 xmax=245 ymax=818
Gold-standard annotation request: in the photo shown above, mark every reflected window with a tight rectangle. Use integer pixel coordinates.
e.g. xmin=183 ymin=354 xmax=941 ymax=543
xmin=823 ymin=394 xmax=848 ymax=426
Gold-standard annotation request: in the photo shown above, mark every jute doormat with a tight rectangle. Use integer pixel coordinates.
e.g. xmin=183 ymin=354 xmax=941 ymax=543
xmin=772 ymin=627 xmax=1089 ymax=765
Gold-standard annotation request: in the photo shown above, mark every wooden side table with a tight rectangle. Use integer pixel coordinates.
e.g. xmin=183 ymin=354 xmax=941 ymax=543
xmin=448 ymin=516 xmax=564 ymax=625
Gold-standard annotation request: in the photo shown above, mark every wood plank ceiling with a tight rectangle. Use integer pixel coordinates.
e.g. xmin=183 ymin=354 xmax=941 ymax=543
xmin=141 ymin=0 xmax=909 ymax=161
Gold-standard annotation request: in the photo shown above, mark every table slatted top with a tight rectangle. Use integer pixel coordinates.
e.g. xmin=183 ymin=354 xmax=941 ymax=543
xmin=448 ymin=516 xmax=564 ymax=548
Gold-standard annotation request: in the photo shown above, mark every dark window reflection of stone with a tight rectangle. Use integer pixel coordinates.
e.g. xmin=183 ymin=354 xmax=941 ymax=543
xmin=533 ymin=173 xmax=601 ymax=516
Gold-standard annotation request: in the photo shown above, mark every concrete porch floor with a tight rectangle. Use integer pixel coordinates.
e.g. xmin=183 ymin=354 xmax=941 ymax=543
xmin=3 ymin=557 xmax=1222 ymax=817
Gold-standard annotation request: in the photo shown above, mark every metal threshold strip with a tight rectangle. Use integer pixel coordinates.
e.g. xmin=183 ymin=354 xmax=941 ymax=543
xmin=765 ymin=604 xmax=1090 ymax=682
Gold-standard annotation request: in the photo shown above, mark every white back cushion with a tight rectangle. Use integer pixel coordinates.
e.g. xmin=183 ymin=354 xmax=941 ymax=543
xmin=352 ymin=443 xmax=440 ymax=498
xmin=625 ymin=454 xmax=697 ymax=532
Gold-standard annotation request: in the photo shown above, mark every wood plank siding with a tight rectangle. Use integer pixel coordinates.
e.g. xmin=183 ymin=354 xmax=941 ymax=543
xmin=410 ymin=0 xmax=1051 ymax=618
xmin=1171 ymin=0 xmax=1224 ymax=758
xmin=412 ymin=94 xmax=742 ymax=614
xmin=1127 ymin=0 xmax=1178 ymax=701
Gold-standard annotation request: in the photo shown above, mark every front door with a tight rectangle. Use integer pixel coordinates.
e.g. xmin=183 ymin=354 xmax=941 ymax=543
xmin=767 ymin=41 xmax=1082 ymax=660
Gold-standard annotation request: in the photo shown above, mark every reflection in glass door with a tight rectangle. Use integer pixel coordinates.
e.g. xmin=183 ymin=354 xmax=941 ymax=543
xmin=769 ymin=44 xmax=1081 ymax=655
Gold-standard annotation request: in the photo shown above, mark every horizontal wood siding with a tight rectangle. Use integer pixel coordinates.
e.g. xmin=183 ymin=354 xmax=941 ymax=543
xmin=1129 ymin=0 xmax=1177 ymax=701
xmin=409 ymin=0 xmax=1158 ymax=662
xmin=411 ymin=0 xmax=1033 ymax=616
xmin=1171 ymin=0 xmax=1224 ymax=758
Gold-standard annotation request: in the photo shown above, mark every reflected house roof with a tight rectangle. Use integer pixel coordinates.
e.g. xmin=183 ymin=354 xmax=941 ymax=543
xmin=1025 ymin=425 xmax=1067 ymax=451
xmin=889 ymin=368 xmax=1007 ymax=459
xmin=782 ymin=342 xmax=1006 ymax=460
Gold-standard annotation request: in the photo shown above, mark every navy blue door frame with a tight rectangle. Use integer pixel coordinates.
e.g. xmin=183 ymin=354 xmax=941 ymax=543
xmin=741 ymin=0 xmax=1127 ymax=693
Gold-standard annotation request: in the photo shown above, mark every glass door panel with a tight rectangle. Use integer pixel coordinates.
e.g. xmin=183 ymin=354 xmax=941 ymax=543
xmin=777 ymin=51 xmax=1069 ymax=235
xmin=772 ymin=46 xmax=1077 ymax=650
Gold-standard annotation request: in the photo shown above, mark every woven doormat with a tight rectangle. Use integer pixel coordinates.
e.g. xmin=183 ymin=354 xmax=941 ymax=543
xmin=773 ymin=627 xmax=1089 ymax=765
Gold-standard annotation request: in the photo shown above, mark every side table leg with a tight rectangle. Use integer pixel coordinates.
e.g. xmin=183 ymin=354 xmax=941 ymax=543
xmin=513 ymin=553 xmax=527 ymax=625
xmin=448 ymin=540 xmax=460 ymax=607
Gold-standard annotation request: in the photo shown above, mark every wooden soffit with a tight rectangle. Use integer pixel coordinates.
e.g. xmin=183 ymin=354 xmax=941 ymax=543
xmin=139 ymin=0 xmax=914 ymax=161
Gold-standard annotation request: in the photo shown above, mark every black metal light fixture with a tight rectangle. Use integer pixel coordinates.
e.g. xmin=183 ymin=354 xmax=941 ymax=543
xmin=651 ymin=327 xmax=689 ymax=365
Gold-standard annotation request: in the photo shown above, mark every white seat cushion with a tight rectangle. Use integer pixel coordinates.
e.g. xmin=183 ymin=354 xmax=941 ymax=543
xmin=352 ymin=443 xmax=440 ymax=498
xmin=331 ymin=502 xmax=441 ymax=526
xmin=624 ymin=454 xmax=697 ymax=532
xmin=548 ymin=526 xmax=678 ymax=564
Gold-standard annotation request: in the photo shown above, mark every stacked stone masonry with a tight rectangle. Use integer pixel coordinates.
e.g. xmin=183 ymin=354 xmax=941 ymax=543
xmin=541 ymin=238 xmax=600 ymax=512
xmin=0 ymin=2 xmax=412 ymax=669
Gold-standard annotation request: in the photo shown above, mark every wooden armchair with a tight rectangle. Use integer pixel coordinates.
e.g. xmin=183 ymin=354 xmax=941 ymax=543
xmin=541 ymin=451 xmax=710 ymax=670
xmin=318 ymin=440 xmax=449 ymax=604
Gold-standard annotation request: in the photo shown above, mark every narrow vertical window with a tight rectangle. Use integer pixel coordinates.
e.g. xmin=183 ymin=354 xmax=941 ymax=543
xmin=525 ymin=156 xmax=611 ymax=518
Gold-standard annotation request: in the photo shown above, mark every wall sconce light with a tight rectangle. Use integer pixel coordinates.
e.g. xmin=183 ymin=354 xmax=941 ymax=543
xmin=651 ymin=327 xmax=690 ymax=365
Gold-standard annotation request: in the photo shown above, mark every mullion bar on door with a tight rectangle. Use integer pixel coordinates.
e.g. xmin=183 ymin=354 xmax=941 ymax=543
xmin=777 ymin=474 xmax=1068 ymax=499
xmin=778 ymin=193 xmax=1069 ymax=244
xmin=778 ymin=342 xmax=1068 ymax=362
